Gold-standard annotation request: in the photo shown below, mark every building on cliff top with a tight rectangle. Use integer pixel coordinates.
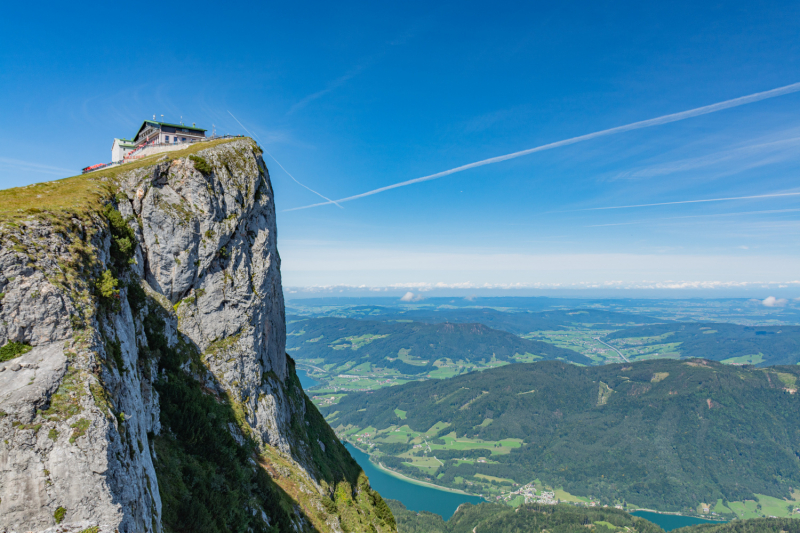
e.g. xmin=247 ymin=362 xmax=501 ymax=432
xmin=111 ymin=119 xmax=207 ymax=162
xmin=111 ymin=138 xmax=137 ymax=162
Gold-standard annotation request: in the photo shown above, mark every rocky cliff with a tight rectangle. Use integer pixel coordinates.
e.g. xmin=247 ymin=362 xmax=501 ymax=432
xmin=0 ymin=139 xmax=396 ymax=533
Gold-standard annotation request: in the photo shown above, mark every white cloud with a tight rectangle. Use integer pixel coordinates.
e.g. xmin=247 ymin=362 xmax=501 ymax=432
xmin=279 ymin=243 xmax=800 ymax=288
xmin=400 ymin=291 xmax=424 ymax=302
xmin=762 ymin=296 xmax=788 ymax=307
xmin=285 ymin=280 xmax=800 ymax=293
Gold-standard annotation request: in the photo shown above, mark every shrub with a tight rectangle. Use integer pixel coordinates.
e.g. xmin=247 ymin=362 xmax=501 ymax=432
xmin=189 ymin=155 xmax=212 ymax=175
xmin=104 ymin=336 xmax=125 ymax=373
xmin=54 ymin=506 xmax=66 ymax=524
xmin=126 ymin=282 xmax=147 ymax=315
xmin=103 ymin=205 xmax=137 ymax=272
xmin=96 ymin=270 xmax=120 ymax=312
xmin=0 ymin=341 xmax=32 ymax=362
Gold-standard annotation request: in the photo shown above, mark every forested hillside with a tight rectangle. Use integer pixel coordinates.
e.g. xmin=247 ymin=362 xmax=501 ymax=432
xmin=326 ymin=359 xmax=800 ymax=512
xmin=387 ymin=500 xmax=666 ymax=533
xmin=672 ymin=518 xmax=800 ymax=533
xmin=287 ymin=317 xmax=590 ymax=373
xmin=389 ymin=500 xmax=800 ymax=533
xmin=605 ymin=323 xmax=800 ymax=366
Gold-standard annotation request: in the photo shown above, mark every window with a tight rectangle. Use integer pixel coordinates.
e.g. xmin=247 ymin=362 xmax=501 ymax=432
xmin=164 ymin=136 xmax=169 ymax=143
xmin=181 ymin=137 xmax=186 ymax=142
xmin=173 ymin=137 xmax=177 ymax=144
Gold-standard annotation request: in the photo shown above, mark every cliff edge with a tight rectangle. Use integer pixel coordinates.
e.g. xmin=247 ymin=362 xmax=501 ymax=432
xmin=0 ymin=139 xmax=396 ymax=533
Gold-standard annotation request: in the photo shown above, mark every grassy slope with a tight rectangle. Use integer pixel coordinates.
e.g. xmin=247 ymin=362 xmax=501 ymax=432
xmin=0 ymin=138 xmax=238 ymax=223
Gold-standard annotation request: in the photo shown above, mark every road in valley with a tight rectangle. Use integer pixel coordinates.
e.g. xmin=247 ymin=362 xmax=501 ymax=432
xmin=593 ymin=337 xmax=630 ymax=363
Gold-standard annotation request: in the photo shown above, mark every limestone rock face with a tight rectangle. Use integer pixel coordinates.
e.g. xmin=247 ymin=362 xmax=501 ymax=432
xmin=0 ymin=140 xmax=396 ymax=533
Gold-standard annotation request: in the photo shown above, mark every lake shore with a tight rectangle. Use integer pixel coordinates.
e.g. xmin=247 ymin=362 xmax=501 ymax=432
xmin=353 ymin=443 xmax=484 ymax=498
xmin=632 ymin=508 xmax=726 ymax=521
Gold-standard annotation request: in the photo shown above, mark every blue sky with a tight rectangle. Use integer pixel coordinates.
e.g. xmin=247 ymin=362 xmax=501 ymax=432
xmin=2 ymin=1 xmax=800 ymax=296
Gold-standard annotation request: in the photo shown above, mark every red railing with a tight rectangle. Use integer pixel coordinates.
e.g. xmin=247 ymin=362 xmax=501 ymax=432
xmin=81 ymin=163 xmax=111 ymax=174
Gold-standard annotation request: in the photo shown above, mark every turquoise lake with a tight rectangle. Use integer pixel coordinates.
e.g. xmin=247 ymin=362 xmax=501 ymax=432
xmin=632 ymin=510 xmax=726 ymax=531
xmin=296 ymin=368 xmax=319 ymax=390
xmin=345 ymin=443 xmax=485 ymax=519
xmin=345 ymin=442 xmax=728 ymax=528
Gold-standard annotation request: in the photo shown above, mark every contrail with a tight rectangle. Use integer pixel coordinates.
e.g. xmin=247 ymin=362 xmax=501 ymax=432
xmin=227 ymin=111 xmax=343 ymax=208
xmin=586 ymin=208 xmax=800 ymax=226
xmin=577 ymin=191 xmax=800 ymax=211
xmin=284 ymin=82 xmax=800 ymax=212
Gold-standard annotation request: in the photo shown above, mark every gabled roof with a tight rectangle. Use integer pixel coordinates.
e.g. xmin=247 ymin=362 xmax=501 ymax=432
xmin=133 ymin=120 xmax=207 ymax=140
xmin=113 ymin=138 xmax=137 ymax=149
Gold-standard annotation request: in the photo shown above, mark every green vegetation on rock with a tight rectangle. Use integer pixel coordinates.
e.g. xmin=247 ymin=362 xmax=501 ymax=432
xmin=0 ymin=341 xmax=32 ymax=362
xmin=68 ymin=418 xmax=90 ymax=444
xmin=53 ymin=506 xmax=66 ymax=524
xmin=143 ymin=300 xmax=395 ymax=532
xmin=189 ymin=155 xmax=213 ymax=175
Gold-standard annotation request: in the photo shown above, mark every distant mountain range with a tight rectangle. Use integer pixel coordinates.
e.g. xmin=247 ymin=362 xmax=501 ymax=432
xmin=289 ymin=307 xmax=800 ymax=367
xmin=287 ymin=316 xmax=591 ymax=373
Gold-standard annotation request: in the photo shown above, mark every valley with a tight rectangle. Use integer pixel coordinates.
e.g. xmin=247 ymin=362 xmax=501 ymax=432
xmin=320 ymin=359 xmax=800 ymax=520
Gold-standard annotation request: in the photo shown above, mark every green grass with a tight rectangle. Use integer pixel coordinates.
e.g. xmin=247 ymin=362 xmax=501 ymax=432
xmin=69 ymin=418 xmax=90 ymax=444
xmin=394 ymin=408 xmax=407 ymax=420
xmin=477 ymin=418 xmax=493 ymax=428
xmin=719 ymin=492 xmax=800 ymax=519
xmin=721 ymin=353 xmax=765 ymax=365
xmin=0 ymin=138 xmax=240 ymax=223
xmin=403 ymin=456 xmax=443 ymax=474
xmin=397 ymin=348 xmax=428 ymax=366
xmin=773 ymin=371 xmax=797 ymax=389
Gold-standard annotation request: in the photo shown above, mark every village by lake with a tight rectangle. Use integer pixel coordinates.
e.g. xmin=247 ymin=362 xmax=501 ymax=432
xmin=343 ymin=442 xmax=725 ymax=531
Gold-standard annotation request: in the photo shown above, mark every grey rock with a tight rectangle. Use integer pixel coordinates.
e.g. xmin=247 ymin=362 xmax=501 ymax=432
xmin=0 ymin=139 xmax=388 ymax=533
